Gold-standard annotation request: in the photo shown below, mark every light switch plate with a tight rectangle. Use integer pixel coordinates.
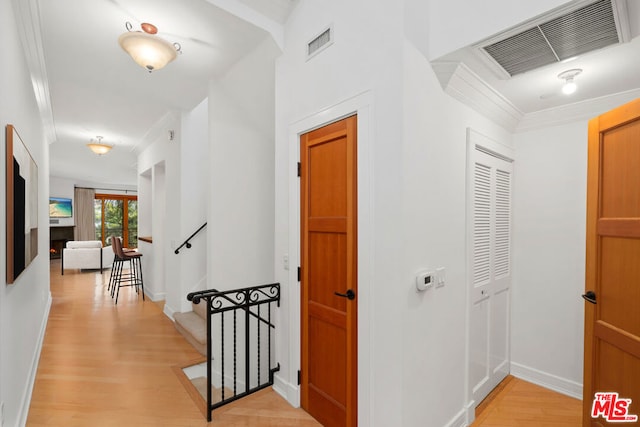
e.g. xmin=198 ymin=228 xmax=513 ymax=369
xmin=436 ymin=267 xmax=445 ymax=288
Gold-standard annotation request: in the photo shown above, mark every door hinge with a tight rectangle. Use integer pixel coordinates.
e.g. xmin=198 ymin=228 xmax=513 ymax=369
xmin=297 ymin=370 xmax=301 ymax=385
xmin=297 ymin=162 xmax=301 ymax=177
xmin=297 ymin=266 xmax=301 ymax=282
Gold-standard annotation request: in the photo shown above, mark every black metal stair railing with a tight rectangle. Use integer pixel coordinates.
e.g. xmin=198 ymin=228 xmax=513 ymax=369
xmin=175 ymin=222 xmax=207 ymax=254
xmin=187 ymin=283 xmax=280 ymax=422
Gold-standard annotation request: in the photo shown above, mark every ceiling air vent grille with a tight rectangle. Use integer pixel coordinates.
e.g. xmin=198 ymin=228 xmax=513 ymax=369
xmin=482 ymin=0 xmax=622 ymax=76
xmin=307 ymin=26 xmax=333 ymax=60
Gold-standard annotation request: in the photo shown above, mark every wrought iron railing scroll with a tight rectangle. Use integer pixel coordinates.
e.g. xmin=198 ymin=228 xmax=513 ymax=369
xmin=187 ymin=283 xmax=280 ymax=422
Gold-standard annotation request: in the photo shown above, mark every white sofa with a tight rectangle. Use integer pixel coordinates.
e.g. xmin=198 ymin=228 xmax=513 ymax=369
xmin=61 ymin=240 xmax=114 ymax=275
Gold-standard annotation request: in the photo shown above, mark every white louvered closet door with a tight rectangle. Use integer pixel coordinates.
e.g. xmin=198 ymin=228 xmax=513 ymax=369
xmin=469 ymin=147 xmax=513 ymax=408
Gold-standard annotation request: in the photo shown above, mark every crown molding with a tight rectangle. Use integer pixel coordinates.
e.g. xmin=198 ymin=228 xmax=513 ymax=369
xmin=515 ymin=88 xmax=640 ymax=133
xmin=432 ymin=60 xmax=640 ymax=134
xmin=11 ymin=0 xmax=56 ymax=144
xmin=432 ymin=61 xmax=523 ymax=132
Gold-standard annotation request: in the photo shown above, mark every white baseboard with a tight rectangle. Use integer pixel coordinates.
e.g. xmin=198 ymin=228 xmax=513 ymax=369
xmin=463 ymin=399 xmax=476 ymax=426
xmin=143 ymin=289 xmax=166 ymax=302
xmin=511 ymin=361 xmax=583 ymax=400
xmin=163 ymin=304 xmax=175 ymax=321
xmin=273 ymin=374 xmax=299 ymax=408
xmin=18 ymin=292 xmax=52 ymax=427
xmin=444 ymin=408 xmax=467 ymax=427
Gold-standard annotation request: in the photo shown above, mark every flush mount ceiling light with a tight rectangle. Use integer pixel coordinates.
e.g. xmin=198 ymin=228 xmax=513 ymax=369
xmin=118 ymin=22 xmax=181 ymax=72
xmin=559 ymin=68 xmax=582 ymax=95
xmin=87 ymin=136 xmax=113 ymax=155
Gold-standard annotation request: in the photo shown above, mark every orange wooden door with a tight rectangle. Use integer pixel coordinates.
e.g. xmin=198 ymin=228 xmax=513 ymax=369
xmin=584 ymin=98 xmax=640 ymax=426
xmin=300 ymin=115 xmax=357 ymax=427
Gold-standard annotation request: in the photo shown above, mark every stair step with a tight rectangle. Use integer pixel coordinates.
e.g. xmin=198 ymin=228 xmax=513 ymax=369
xmin=190 ymin=377 xmax=234 ymax=403
xmin=174 ymin=311 xmax=206 ymax=356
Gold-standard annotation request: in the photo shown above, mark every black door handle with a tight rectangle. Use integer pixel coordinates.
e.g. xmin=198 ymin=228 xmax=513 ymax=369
xmin=334 ymin=289 xmax=356 ymax=300
xmin=582 ymin=291 xmax=597 ymax=304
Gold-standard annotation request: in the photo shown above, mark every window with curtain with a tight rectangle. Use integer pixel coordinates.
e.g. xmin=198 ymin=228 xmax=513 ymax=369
xmin=94 ymin=194 xmax=138 ymax=248
xmin=74 ymin=187 xmax=96 ymax=241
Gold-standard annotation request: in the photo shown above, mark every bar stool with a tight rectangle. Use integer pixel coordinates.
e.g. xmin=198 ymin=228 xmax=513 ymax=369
xmin=108 ymin=237 xmax=122 ymax=293
xmin=110 ymin=236 xmax=145 ymax=304
xmin=107 ymin=236 xmax=136 ymax=293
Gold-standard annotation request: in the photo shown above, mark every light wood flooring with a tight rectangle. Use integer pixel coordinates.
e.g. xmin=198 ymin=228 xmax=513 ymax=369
xmin=28 ymin=261 xmax=581 ymax=426
xmin=27 ymin=261 xmax=319 ymax=426
xmin=472 ymin=375 xmax=582 ymax=426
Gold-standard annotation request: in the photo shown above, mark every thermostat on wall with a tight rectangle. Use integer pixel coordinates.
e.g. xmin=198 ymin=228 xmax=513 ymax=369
xmin=416 ymin=270 xmax=435 ymax=291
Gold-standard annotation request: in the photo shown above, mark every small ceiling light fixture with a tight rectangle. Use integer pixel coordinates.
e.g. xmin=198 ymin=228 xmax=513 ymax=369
xmin=87 ymin=136 xmax=113 ymax=155
xmin=118 ymin=22 xmax=181 ymax=72
xmin=558 ymin=68 xmax=582 ymax=95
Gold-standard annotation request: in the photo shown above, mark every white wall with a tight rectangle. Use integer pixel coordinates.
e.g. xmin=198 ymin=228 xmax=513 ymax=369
xmin=177 ymin=99 xmax=208 ymax=313
xmin=49 ymin=177 xmax=136 ymax=197
xmin=137 ymin=113 xmax=180 ymax=305
xmin=207 ymin=37 xmax=277 ymax=291
xmin=402 ymin=39 xmax=514 ymax=427
xmin=136 ymin=40 xmax=278 ymax=315
xmin=137 ymin=170 xmax=154 ymax=303
xmin=0 ymin=1 xmax=51 ymax=425
xmin=137 ymin=99 xmax=210 ymax=315
xmin=151 ymin=162 xmax=167 ymax=300
xmin=511 ymin=121 xmax=588 ymax=397
xmin=275 ymin=2 xmax=593 ymax=425
xmin=49 ymin=176 xmax=76 ymax=228
xmin=427 ymin=0 xmax=572 ymax=60
xmin=274 ymin=2 xmax=519 ymax=425
xmin=274 ymin=1 xmax=405 ymax=425
xmin=138 ymin=171 xmax=152 ymax=237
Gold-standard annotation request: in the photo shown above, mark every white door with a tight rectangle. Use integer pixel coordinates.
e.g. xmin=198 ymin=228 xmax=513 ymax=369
xmin=468 ymin=135 xmax=513 ymax=408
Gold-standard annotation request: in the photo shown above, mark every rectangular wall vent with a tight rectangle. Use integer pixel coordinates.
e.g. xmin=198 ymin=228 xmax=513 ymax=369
xmin=480 ymin=0 xmax=627 ymax=76
xmin=307 ymin=26 xmax=333 ymax=60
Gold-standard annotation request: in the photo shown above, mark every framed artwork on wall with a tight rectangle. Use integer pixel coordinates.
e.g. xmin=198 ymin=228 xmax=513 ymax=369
xmin=6 ymin=124 xmax=38 ymax=284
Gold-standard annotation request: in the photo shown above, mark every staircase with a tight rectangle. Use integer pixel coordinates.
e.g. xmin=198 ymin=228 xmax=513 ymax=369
xmin=173 ymin=284 xmax=281 ymax=422
xmin=174 ymin=301 xmax=207 ymax=356
xmin=173 ymin=223 xmax=208 ymax=354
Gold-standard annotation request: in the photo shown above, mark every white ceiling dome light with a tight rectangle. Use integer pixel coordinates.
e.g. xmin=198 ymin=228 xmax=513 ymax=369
xmin=87 ymin=136 xmax=113 ymax=155
xmin=559 ymin=69 xmax=583 ymax=95
xmin=118 ymin=22 xmax=181 ymax=72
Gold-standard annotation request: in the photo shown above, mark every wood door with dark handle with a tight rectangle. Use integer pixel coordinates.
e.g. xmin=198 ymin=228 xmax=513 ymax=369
xmin=301 ymin=115 xmax=357 ymax=427
xmin=584 ymin=98 xmax=640 ymax=426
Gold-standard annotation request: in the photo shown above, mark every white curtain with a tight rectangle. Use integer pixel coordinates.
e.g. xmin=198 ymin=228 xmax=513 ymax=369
xmin=74 ymin=187 xmax=96 ymax=241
